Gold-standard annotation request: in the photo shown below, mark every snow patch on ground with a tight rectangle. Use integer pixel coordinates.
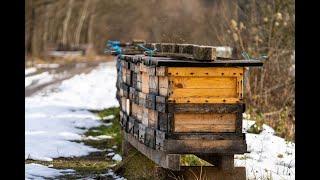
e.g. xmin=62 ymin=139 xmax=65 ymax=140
xmin=25 ymin=72 xmax=53 ymax=87
xmin=25 ymin=62 xmax=118 ymax=163
xmin=25 ymin=67 xmax=37 ymax=75
xmin=83 ymin=135 xmax=113 ymax=141
xmin=235 ymin=119 xmax=295 ymax=180
xmin=25 ymin=163 xmax=74 ymax=180
xmin=35 ymin=63 xmax=60 ymax=69
xmin=112 ymin=154 xmax=122 ymax=161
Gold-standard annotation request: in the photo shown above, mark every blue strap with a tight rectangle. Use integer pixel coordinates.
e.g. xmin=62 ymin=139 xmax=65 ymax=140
xmin=106 ymin=40 xmax=122 ymax=55
xmin=136 ymin=44 xmax=157 ymax=56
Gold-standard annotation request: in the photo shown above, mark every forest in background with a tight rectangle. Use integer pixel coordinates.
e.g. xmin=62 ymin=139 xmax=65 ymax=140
xmin=25 ymin=0 xmax=295 ymax=141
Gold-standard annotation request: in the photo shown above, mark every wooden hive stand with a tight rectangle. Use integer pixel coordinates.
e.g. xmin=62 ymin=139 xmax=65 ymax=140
xmin=114 ymin=43 xmax=263 ymax=179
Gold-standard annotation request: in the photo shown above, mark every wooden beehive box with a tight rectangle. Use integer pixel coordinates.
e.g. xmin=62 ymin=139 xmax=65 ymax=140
xmin=115 ymin=48 xmax=262 ymax=170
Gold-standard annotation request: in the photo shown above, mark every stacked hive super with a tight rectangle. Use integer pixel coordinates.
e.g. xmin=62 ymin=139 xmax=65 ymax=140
xmin=115 ymin=43 xmax=263 ymax=171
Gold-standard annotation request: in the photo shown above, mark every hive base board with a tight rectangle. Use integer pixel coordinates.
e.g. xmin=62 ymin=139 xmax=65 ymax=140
xmin=162 ymin=139 xmax=247 ymax=154
xmin=122 ymin=130 xmax=181 ymax=171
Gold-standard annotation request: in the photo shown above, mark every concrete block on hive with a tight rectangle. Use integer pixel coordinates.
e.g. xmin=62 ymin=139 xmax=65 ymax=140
xmin=193 ymin=45 xmax=217 ymax=61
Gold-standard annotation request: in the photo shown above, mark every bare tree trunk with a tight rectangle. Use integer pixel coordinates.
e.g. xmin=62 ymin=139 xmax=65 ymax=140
xmin=62 ymin=0 xmax=74 ymax=46
xmin=43 ymin=4 xmax=50 ymax=58
xmin=31 ymin=7 xmax=38 ymax=60
xmin=88 ymin=0 xmax=97 ymax=45
xmin=75 ymin=0 xmax=90 ymax=47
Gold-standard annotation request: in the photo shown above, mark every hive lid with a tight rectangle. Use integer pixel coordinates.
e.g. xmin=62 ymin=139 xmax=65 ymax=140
xmin=120 ymin=55 xmax=263 ymax=67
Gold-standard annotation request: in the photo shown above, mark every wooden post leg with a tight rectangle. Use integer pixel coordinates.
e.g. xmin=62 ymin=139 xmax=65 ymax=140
xmin=217 ymin=155 xmax=234 ymax=171
xmin=197 ymin=154 xmax=234 ymax=171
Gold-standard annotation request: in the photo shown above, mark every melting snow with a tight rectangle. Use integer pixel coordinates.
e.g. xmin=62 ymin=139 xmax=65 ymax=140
xmin=236 ymin=119 xmax=295 ymax=180
xmin=25 ymin=163 xmax=74 ymax=180
xmin=25 ymin=61 xmax=118 ymax=178
xmin=25 ymin=67 xmax=37 ymax=75
xmin=112 ymin=154 xmax=122 ymax=162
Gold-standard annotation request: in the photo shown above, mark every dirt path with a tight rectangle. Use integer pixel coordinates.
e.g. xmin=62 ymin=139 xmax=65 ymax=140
xmin=25 ymin=61 xmax=109 ymax=97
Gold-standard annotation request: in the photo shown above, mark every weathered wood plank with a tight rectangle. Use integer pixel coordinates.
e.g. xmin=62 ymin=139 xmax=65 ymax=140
xmin=169 ymin=88 xmax=238 ymax=99
xmin=141 ymin=72 xmax=150 ymax=94
xmin=136 ymin=104 xmax=143 ymax=122
xmin=167 ymin=133 xmax=245 ymax=140
xmin=127 ymin=117 xmax=135 ymax=134
xmin=134 ymin=120 xmax=139 ymax=139
xmin=138 ymin=123 xmax=146 ymax=143
xmin=142 ymin=107 xmax=149 ymax=126
xmin=146 ymin=94 xmax=156 ymax=110
xmin=120 ymin=97 xmax=126 ymax=113
xmin=126 ymin=99 xmax=131 ymax=115
xmin=170 ymin=76 xmax=237 ymax=89
xmin=149 ymin=76 xmax=158 ymax=95
xmin=145 ymin=127 xmax=156 ymax=149
xmin=131 ymin=102 xmax=138 ymax=119
xmin=167 ymin=67 xmax=243 ymax=77
xmin=138 ymin=92 xmax=147 ymax=107
xmin=121 ymin=83 xmax=129 ymax=98
xmin=156 ymin=96 xmax=167 ymax=113
xmin=173 ymin=113 xmax=237 ymax=133
xmin=158 ymin=112 xmax=168 ymax=132
xmin=156 ymin=130 xmax=166 ymax=151
xmin=156 ymin=66 xmax=167 ymax=76
xmin=132 ymin=72 xmax=137 ymax=89
xmin=129 ymin=87 xmax=135 ymax=100
xmin=163 ymin=139 xmax=247 ymax=154
xmin=168 ymin=103 xmax=245 ymax=113
xmin=148 ymin=109 xmax=158 ymax=129
xmin=158 ymin=76 xmax=169 ymax=97
xmin=126 ymin=68 xmax=131 ymax=85
xmin=123 ymin=130 xmax=181 ymax=170
xmin=136 ymin=72 xmax=142 ymax=91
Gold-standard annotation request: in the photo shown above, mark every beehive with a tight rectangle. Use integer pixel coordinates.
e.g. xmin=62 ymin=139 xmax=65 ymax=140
xmin=115 ymin=46 xmax=263 ymax=170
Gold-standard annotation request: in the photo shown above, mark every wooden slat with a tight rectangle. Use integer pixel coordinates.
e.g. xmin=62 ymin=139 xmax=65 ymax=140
xmin=168 ymin=97 xmax=241 ymax=103
xmin=156 ymin=130 xmax=166 ymax=150
xmin=145 ymin=127 xmax=156 ymax=149
xmin=156 ymin=66 xmax=167 ymax=76
xmin=141 ymin=72 xmax=149 ymax=94
xmin=170 ymin=88 xmax=238 ymax=98
xmin=167 ymin=67 xmax=243 ymax=77
xmin=130 ymin=101 xmax=137 ymax=118
xmin=138 ymin=123 xmax=146 ymax=143
xmin=146 ymin=94 xmax=156 ymax=110
xmin=173 ymin=110 xmax=238 ymax=131
xmin=170 ymin=77 xmax=237 ymax=89
xmin=123 ymin=130 xmax=181 ymax=170
xmin=138 ymin=92 xmax=146 ymax=107
xmin=136 ymin=104 xmax=143 ymax=122
xmin=149 ymin=76 xmax=158 ymax=94
xmin=168 ymin=133 xmax=245 ymax=140
xmin=163 ymin=139 xmax=247 ymax=154
xmin=175 ymin=113 xmax=236 ymax=124
xmin=158 ymin=76 xmax=169 ymax=97
xmin=174 ymin=124 xmax=235 ymax=133
xmin=168 ymin=103 xmax=245 ymax=113
xmin=158 ymin=112 xmax=169 ymax=132
xmin=148 ymin=109 xmax=158 ymax=129
xmin=142 ymin=107 xmax=149 ymax=126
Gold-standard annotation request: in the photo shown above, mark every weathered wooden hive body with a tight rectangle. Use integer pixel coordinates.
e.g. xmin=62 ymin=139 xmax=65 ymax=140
xmin=115 ymin=43 xmax=263 ymax=170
